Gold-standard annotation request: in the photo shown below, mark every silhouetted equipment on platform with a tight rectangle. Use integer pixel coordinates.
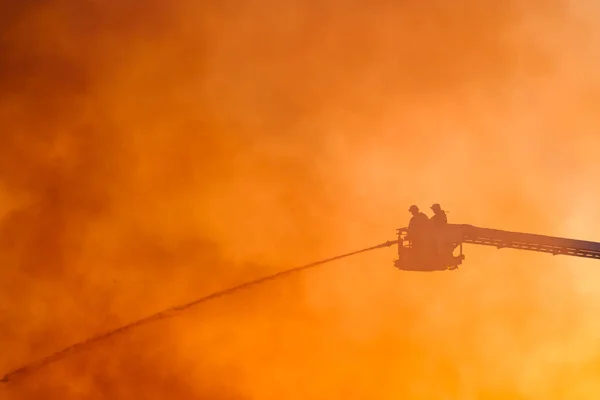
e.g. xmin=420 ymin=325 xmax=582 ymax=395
xmin=393 ymin=224 xmax=600 ymax=272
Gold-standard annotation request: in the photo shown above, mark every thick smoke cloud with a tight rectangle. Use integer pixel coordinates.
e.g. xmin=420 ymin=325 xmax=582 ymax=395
xmin=2 ymin=0 xmax=600 ymax=399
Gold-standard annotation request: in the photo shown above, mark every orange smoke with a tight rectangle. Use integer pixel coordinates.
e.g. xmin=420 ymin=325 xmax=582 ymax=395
xmin=2 ymin=0 xmax=600 ymax=399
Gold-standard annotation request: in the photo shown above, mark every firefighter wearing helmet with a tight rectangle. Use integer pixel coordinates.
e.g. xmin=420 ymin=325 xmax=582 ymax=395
xmin=430 ymin=203 xmax=447 ymax=226
xmin=429 ymin=203 xmax=448 ymax=259
xmin=406 ymin=205 xmax=429 ymax=246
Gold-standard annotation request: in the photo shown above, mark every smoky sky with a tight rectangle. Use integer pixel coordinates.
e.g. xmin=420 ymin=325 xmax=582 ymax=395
xmin=2 ymin=1 xmax=600 ymax=399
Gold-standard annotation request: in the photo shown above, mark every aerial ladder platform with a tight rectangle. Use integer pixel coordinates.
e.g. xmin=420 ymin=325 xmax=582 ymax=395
xmin=393 ymin=223 xmax=600 ymax=271
xmin=3 ymin=220 xmax=600 ymax=383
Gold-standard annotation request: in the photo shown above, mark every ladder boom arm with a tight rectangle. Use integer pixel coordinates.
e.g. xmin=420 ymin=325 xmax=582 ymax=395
xmin=457 ymin=224 xmax=600 ymax=260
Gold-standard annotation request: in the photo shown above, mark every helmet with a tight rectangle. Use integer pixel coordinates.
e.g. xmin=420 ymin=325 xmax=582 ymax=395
xmin=431 ymin=203 xmax=441 ymax=211
xmin=408 ymin=205 xmax=419 ymax=213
